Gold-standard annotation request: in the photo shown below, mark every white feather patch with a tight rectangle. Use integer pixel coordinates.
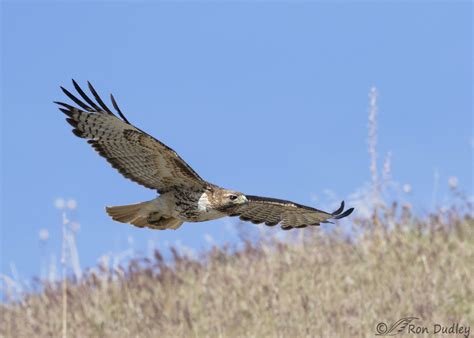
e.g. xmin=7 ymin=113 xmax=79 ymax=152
xmin=197 ymin=192 xmax=212 ymax=212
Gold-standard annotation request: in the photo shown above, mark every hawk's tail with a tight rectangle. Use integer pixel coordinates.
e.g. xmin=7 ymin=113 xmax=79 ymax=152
xmin=106 ymin=201 xmax=152 ymax=227
xmin=105 ymin=201 xmax=183 ymax=230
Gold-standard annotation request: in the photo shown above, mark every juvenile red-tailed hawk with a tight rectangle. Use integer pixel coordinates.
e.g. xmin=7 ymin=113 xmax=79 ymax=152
xmin=56 ymin=80 xmax=354 ymax=230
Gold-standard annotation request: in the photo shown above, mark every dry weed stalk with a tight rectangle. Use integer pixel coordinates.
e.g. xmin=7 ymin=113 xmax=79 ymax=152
xmin=61 ymin=211 xmax=68 ymax=338
xmin=368 ymin=87 xmax=379 ymax=205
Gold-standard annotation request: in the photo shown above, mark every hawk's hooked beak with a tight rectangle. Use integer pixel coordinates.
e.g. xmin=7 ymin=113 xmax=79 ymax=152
xmin=239 ymin=195 xmax=248 ymax=204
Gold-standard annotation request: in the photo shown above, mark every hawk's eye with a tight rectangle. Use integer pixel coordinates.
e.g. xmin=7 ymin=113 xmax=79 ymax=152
xmin=229 ymin=195 xmax=238 ymax=201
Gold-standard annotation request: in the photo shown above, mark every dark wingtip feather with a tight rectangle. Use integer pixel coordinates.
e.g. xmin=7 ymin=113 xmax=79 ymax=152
xmin=72 ymin=79 xmax=101 ymax=111
xmin=72 ymin=129 xmax=84 ymax=138
xmin=66 ymin=118 xmax=78 ymax=128
xmin=58 ymin=108 xmax=74 ymax=117
xmin=110 ymin=94 xmax=131 ymax=124
xmin=55 ymin=101 xmax=76 ymax=110
xmin=334 ymin=207 xmax=354 ymax=220
xmin=265 ymin=221 xmax=278 ymax=226
xmin=331 ymin=201 xmax=345 ymax=216
xmin=87 ymin=81 xmax=113 ymax=114
xmin=61 ymin=85 xmax=93 ymax=112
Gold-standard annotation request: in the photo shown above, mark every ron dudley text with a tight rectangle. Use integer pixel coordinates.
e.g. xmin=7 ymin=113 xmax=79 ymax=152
xmin=408 ymin=323 xmax=470 ymax=338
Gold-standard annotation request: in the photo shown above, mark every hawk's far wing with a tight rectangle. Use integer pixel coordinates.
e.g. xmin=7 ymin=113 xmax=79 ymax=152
xmin=228 ymin=196 xmax=354 ymax=230
xmin=55 ymin=80 xmax=208 ymax=193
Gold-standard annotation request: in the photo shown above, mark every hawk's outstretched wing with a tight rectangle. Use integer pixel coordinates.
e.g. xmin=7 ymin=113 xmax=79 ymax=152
xmin=55 ymin=80 xmax=208 ymax=193
xmin=228 ymin=196 xmax=354 ymax=230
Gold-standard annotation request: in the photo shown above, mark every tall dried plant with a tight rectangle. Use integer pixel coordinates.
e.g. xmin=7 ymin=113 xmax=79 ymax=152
xmin=368 ymin=87 xmax=379 ymax=203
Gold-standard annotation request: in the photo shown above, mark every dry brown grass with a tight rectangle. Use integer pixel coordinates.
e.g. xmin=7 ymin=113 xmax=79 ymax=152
xmin=1 ymin=203 xmax=472 ymax=338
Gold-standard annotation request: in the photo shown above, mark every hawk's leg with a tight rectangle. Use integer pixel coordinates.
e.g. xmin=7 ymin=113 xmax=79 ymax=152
xmin=147 ymin=212 xmax=162 ymax=223
xmin=147 ymin=212 xmax=167 ymax=230
xmin=146 ymin=212 xmax=183 ymax=230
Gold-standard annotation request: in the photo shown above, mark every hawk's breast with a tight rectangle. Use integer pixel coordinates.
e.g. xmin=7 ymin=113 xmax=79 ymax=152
xmin=172 ymin=189 xmax=226 ymax=222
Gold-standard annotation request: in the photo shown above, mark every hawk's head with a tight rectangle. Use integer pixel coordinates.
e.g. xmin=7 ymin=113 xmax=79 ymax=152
xmin=212 ymin=189 xmax=248 ymax=211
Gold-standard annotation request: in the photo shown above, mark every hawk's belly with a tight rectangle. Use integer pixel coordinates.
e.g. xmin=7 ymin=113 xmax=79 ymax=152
xmin=180 ymin=208 xmax=227 ymax=222
xmin=159 ymin=189 xmax=226 ymax=222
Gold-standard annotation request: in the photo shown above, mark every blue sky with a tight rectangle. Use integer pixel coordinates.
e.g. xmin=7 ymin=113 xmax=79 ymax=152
xmin=1 ymin=2 xmax=472 ymax=282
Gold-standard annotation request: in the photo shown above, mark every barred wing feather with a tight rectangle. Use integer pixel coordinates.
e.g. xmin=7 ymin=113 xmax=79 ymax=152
xmin=55 ymin=80 xmax=207 ymax=193
xmin=229 ymin=196 xmax=354 ymax=230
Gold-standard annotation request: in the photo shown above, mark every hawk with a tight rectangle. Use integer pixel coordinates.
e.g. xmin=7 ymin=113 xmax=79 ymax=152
xmin=56 ymin=80 xmax=354 ymax=230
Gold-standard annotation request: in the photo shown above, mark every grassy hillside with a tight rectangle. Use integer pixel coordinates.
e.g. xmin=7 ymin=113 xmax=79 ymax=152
xmin=1 ymin=203 xmax=472 ymax=337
